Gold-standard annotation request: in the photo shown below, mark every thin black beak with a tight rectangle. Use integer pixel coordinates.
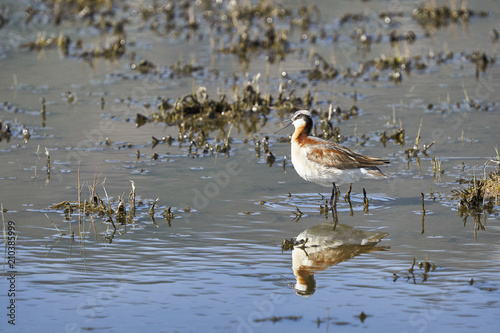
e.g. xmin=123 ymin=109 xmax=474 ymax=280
xmin=274 ymin=121 xmax=293 ymax=134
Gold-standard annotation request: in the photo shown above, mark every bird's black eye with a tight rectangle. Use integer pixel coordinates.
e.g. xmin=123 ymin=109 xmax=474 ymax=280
xmin=293 ymin=113 xmax=308 ymax=121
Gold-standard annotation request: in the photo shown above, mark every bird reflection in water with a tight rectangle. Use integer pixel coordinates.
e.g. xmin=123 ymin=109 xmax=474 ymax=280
xmin=291 ymin=223 xmax=388 ymax=297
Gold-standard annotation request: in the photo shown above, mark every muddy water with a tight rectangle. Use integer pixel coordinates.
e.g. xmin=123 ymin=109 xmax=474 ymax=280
xmin=1 ymin=0 xmax=499 ymax=332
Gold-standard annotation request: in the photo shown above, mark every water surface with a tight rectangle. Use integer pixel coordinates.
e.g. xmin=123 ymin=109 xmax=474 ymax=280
xmin=1 ymin=0 xmax=499 ymax=332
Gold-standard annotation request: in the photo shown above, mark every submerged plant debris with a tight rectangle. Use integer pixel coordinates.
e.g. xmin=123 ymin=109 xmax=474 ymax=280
xmin=49 ymin=178 xmax=177 ymax=243
xmin=453 ymin=168 xmax=500 ymax=234
xmin=253 ymin=315 xmax=302 ymax=323
xmin=393 ymin=257 xmax=437 ymax=284
xmin=0 ymin=117 xmax=33 ymax=144
xmin=412 ymin=4 xmax=488 ymax=29
xmin=132 ymin=83 xmax=311 ymax=127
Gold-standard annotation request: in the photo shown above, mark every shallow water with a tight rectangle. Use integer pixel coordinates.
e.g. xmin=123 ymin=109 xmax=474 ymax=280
xmin=1 ymin=0 xmax=500 ymax=332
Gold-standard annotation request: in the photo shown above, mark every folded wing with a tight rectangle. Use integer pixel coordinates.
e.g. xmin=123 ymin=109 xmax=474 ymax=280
xmin=306 ymin=141 xmax=389 ymax=170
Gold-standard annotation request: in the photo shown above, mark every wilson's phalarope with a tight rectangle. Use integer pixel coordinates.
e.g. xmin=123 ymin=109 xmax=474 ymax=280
xmin=283 ymin=110 xmax=389 ymax=210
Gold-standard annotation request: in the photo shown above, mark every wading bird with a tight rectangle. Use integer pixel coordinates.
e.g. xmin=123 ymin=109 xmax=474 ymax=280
xmin=282 ymin=110 xmax=389 ymax=211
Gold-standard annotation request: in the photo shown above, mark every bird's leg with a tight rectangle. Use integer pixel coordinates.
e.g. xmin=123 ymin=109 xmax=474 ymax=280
xmin=330 ymin=182 xmax=338 ymax=223
xmin=330 ymin=182 xmax=338 ymax=208
xmin=363 ymin=188 xmax=369 ymax=213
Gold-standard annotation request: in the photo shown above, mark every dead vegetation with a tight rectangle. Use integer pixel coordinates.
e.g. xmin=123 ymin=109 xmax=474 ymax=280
xmin=49 ymin=174 xmax=177 ymax=244
xmin=453 ymin=160 xmax=500 ymax=237
xmin=454 ymin=169 xmax=500 ymax=213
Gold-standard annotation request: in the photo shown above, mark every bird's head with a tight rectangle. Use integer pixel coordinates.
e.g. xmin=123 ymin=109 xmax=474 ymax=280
xmin=274 ymin=110 xmax=313 ymax=134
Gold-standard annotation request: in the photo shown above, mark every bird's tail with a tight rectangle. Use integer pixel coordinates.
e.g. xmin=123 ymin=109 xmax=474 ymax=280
xmin=362 ymin=166 xmax=388 ymax=178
